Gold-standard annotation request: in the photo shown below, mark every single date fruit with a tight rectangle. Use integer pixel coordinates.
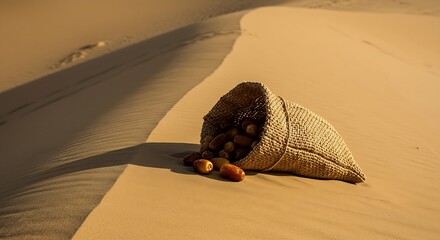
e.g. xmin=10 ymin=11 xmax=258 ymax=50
xmin=209 ymin=133 xmax=228 ymax=151
xmin=193 ymin=159 xmax=213 ymax=175
xmin=245 ymin=124 xmax=259 ymax=137
xmin=234 ymin=135 xmax=253 ymax=147
xmin=220 ymin=164 xmax=245 ymax=182
xmin=201 ymin=150 xmax=214 ymax=160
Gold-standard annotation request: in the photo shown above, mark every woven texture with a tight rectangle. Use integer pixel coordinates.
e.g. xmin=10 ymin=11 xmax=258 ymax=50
xmin=201 ymin=82 xmax=365 ymax=183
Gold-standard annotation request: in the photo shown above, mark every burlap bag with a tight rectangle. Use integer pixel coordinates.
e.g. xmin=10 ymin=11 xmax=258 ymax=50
xmin=201 ymin=82 xmax=365 ymax=183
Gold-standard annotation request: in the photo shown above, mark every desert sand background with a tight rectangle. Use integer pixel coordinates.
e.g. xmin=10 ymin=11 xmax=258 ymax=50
xmin=1 ymin=0 xmax=439 ymax=239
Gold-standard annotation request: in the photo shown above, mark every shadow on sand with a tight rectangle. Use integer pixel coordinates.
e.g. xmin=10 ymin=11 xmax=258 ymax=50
xmin=28 ymin=142 xmax=295 ymax=185
xmin=1 ymin=142 xmax=298 ymax=197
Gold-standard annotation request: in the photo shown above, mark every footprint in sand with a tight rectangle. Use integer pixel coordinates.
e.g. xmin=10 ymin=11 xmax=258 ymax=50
xmin=52 ymin=41 xmax=107 ymax=69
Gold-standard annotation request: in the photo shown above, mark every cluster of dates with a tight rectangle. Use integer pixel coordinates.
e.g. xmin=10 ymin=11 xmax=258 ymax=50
xmin=183 ymin=117 xmax=263 ymax=182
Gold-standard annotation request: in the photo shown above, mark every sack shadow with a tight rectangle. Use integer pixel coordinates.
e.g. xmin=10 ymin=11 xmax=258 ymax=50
xmin=132 ymin=142 xmax=310 ymax=184
xmin=132 ymin=142 xmax=230 ymax=182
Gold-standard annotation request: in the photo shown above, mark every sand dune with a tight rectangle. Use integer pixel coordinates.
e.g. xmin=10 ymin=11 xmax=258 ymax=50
xmin=1 ymin=0 xmax=439 ymax=239
xmin=0 ymin=6 xmax=256 ymax=240
xmin=73 ymin=6 xmax=440 ymax=240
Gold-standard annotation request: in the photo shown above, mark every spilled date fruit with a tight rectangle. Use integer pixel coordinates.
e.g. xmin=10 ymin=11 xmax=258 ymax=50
xmin=193 ymin=159 xmax=213 ymax=175
xmin=220 ymin=164 xmax=245 ymax=182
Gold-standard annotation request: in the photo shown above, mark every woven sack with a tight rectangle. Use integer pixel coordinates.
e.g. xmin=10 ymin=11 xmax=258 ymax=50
xmin=201 ymin=82 xmax=365 ymax=183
